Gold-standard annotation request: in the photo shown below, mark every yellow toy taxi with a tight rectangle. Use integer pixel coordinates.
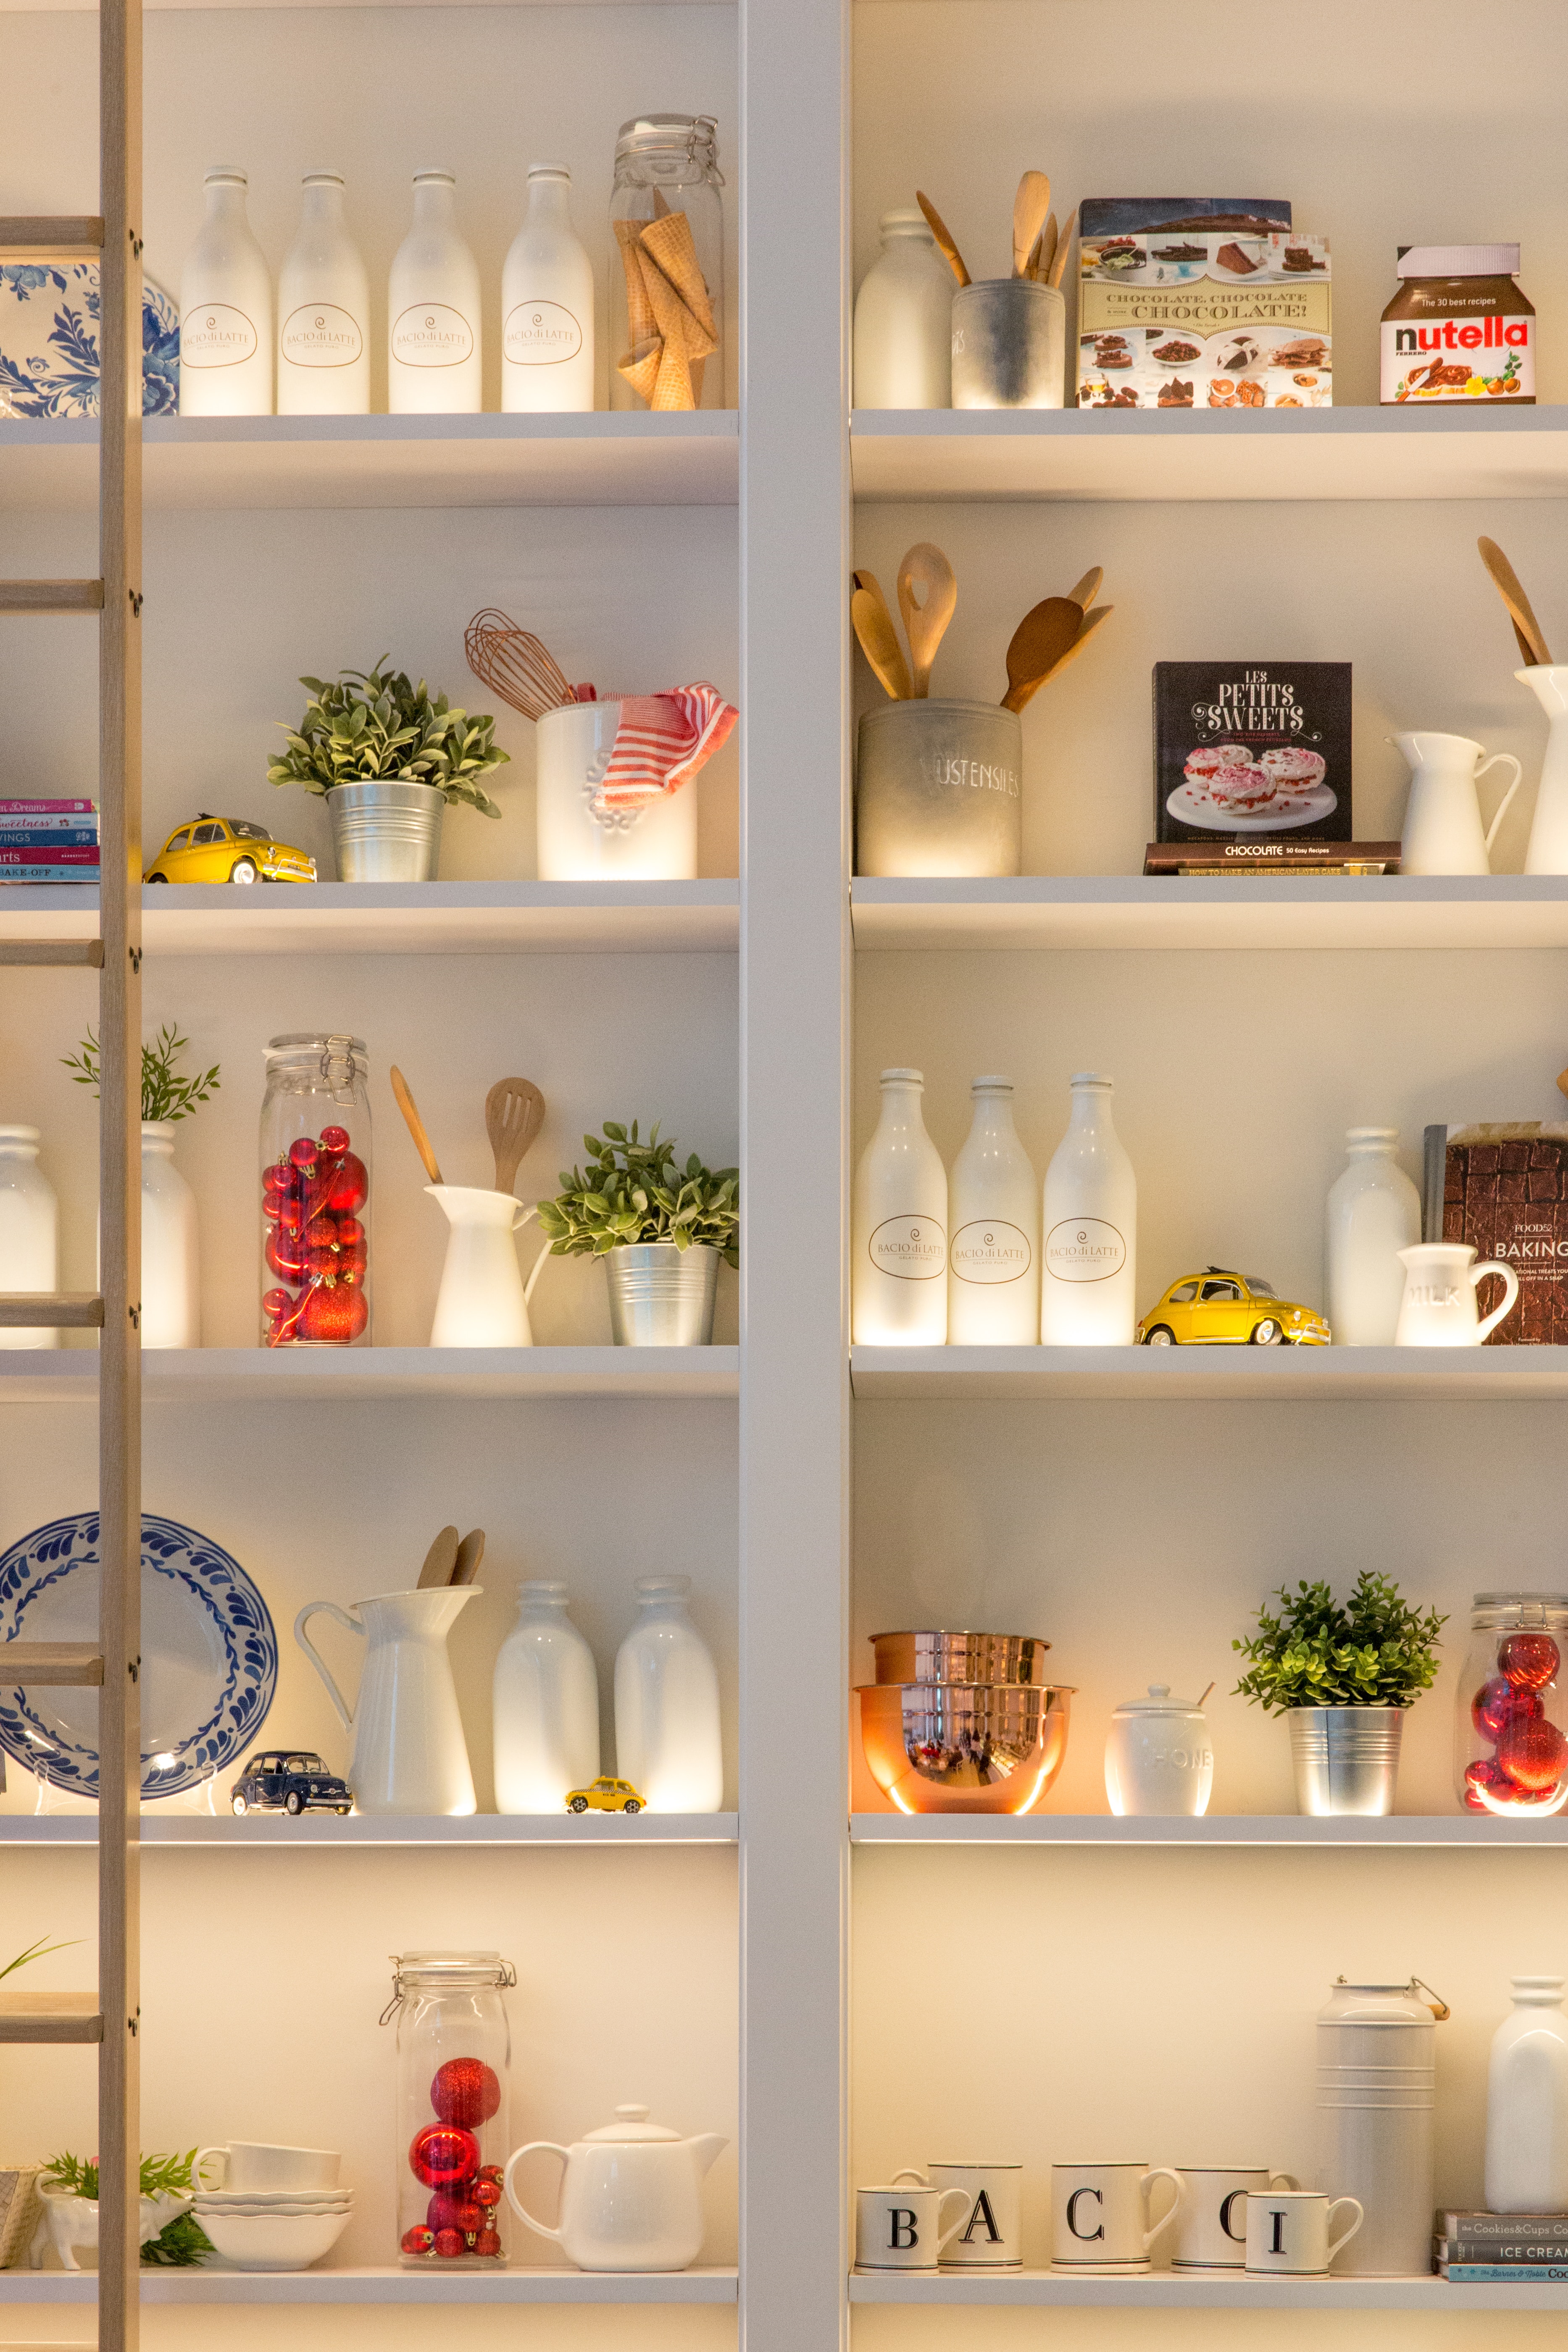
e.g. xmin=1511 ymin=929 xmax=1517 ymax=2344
xmin=1137 ymin=1268 xmax=1331 ymax=1348
xmin=566 ymin=1775 xmax=645 ymax=1815
xmin=145 ymin=814 xmax=316 ymax=886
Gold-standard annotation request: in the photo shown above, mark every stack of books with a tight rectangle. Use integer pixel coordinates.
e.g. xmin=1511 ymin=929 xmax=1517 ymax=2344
xmin=0 ymin=800 xmax=100 ymax=884
xmin=1436 ymin=2209 xmax=1568 ymax=2281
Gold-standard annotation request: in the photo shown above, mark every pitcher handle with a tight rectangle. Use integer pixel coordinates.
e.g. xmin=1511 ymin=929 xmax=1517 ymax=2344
xmin=935 ymin=2188 xmax=973 ymax=2255
xmin=516 ymin=1206 xmax=555 ymax=1310
xmin=504 ymin=2142 xmax=570 ymax=2242
xmin=1472 ymin=1258 xmax=1521 ymax=1342
xmin=1325 ymin=2196 xmax=1364 ymax=2263
xmin=1140 ymin=2166 xmax=1184 ymax=2250
xmin=1477 ymin=752 xmax=1524 ymax=854
xmin=293 ymin=1600 xmax=362 ymax=1732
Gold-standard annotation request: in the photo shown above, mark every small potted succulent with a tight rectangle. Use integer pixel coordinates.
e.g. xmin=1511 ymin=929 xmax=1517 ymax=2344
xmin=268 ymin=659 xmax=509 ymax=883
xmin=1234 ymin=1572 xmax=1445 ymax=1818
xmin=535 ymin=1121 xmax=739 ymax=1346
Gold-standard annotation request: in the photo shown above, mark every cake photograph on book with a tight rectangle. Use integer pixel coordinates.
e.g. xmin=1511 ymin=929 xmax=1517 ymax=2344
xmin=0 ymin=798 xmax=100 ymax=885
xmin=1153 ymin=662 xmax=1352 ymax=845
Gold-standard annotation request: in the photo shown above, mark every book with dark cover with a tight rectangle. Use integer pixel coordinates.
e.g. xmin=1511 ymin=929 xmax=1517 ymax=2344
xmin=1422 ymin=1124 xmax=1568 ymax=1344
xmin=1144 ymin=840 xmax=1397 ymax=874
xmin=1153 ymin=662 xmax=1352 ymax=843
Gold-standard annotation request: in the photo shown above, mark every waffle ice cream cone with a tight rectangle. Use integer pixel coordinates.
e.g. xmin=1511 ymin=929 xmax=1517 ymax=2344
xmin=614 ymin=218 xmax=658 ymax=347
xmin=618 ymin=341 xmax=664 ymax=404
xmin=640 ymin=210 xmax=718 ymax=347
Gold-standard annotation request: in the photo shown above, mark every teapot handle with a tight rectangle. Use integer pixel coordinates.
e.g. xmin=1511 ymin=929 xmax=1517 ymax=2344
xmin=504 ymin=2144 xmax=570 ymax=2241
xmin=1477 ymin=752 xmax=1524 ymax=855
xmin=293 ymin=1601 xmax=362 ymax=1733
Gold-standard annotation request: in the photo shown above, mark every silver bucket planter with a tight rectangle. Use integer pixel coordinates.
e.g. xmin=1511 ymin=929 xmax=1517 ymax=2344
xmin=604 ymin=1242 xmax=721 ymax=1346
xmin=856 ymin=698 xmax=1023 ymax=877
xmin=328 ymin=780 xmax=445 ymax=882
xmin=1287 ymin=1706 xmax=1405 ymax=1816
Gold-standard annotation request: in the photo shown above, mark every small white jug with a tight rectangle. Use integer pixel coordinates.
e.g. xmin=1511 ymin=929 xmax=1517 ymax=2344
xmin=1392 ymin=731 xmax=1522 ymax=875
xmin=1519 ymin=667 xmax=1568 ymax=873
xmin=295 ymin=1585 xmax=479 ymax=1813
xmin=427 ymin=1186 xmax=549 ymax=1348
xmin=1394 ymin=1242 xmax=1519 ymax=1346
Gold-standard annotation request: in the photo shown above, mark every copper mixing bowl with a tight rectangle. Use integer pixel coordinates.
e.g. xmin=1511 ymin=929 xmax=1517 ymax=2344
xmin=869 ymin=1629 xmax=1054 ymax=1687
xmin=857 ymin=1680 xmax=1075 ymax=1815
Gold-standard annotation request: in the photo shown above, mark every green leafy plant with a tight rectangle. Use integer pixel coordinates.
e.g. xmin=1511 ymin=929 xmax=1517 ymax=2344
xmin=536 ymin=1121 xmax=739 ymax=1265
xmin=268 ymin=659 xmax=509 ymax=817
xmin=62 ymin=1024 xmax=220 ymax=1124
xmin=2 ymin=1933 xmax=79 ymax=1981
xmin=1233 ymin=1572 xmax=1446 ymax=1713
xmin=42 ymin=2149 xmax=213 ymax=2267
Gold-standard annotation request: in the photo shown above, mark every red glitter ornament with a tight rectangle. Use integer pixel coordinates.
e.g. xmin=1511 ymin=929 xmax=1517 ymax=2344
xmin=401 ymin=2224 xmax=435 ymax=2256
xmin=265 ymin=1226 xmax=308 ymax=1281
xmin=1500 ymin=1632 xmax=1561 ymax=1692
xmin=433 ymin=2227 xmax=466 ymax=2259
xmin=1472 ymin=1677 xmax=1544 ymax=1740
xmin=320 ymin=1124 xmax=350 ymax=1152
xmin=431 ymin=2057 xmax=502 ymax=2129
xmin=1463 ymin=1756 xmax=1519 ymax=1810
xmin=474 ymin=2228 xmax=502 ymax=2258
xmin=326 ymin=1152 xmax=368 ymax=1215
xmin=298 ymin=1284 xmax=369 ymax=1343
xmin=427 ymin=2192 xmax=466 ymax=2234
xmin=473 ymin=2178 xmax=502 ymax=2209
xmin=1496 ymin=1714 xmax=1568 ymax=1792
xmin=409 ymin=2122 xmax=480 ymax=2189
xmin=453 ymin=2199 xmax=485 ymax=2235
xmin=289 ymin=1136 xmax=319 ymax=1173
xmin=479 ymin=2165 xmax=504 ymax=2183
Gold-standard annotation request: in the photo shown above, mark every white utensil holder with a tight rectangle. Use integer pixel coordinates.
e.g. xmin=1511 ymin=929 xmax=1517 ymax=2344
xmin=536 ymin=701 xmax=698 ymax=881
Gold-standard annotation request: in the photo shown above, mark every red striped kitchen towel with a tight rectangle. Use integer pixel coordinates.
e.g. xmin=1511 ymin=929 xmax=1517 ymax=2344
xmin=582 ymin=683 xmax=738 ymax=821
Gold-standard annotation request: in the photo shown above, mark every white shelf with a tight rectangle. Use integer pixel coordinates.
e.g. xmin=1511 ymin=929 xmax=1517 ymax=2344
xmin=850 ymin=1813 xmax=1568 ymax=1848
xmin=3 ymin=2266 xmax=739 ymax=2305
xmin=0 ymin=1813 xmax=737 ymax=1847
xmin=0 ymin=414 xmax=738 ymax=513
xmin=850 ymin=1345 xmax=1568 ymax=1402
xmin=0 ymin=882 xmax=738 ymax=958
xmin=851 ymin=876 xmax=1568 ymax=953
xmin=851 ymin=405 xmax=1568 ymax=504
xmin=0 ymin=1346 xmax=739 ymax=1403
xmin=849 ymin=2270 xmax=1566 ymax=2310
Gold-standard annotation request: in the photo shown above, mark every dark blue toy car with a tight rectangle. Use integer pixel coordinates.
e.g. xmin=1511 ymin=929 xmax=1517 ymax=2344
xmin=230 ymin=1749 xmax=352 ymax=1817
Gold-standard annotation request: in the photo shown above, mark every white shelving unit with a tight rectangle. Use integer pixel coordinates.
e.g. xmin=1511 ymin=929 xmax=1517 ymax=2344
xmin=849 ymin=2272 xmax=1568 ymax=2312
xmin=3 ymin=2267 xmax=740 ymax=2305
xmin=849 ymin=1344 xmax=1568 ymax=1400
xmin=0 ymin=1345 xmax=739 ymax=1402
xmin=850 ymin=1814 xmax=1568 ymax=1848
xmin=0 ymin=1813 xmax=739 ymax=1846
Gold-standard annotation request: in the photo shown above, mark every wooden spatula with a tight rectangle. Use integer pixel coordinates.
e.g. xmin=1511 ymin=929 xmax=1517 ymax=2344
xmin=1036 ymin=602 xmax=1114 ymax=690
xmin=390 ymin=1066 xmax=444 ymax=1186
xmin=486 ymin=1077 xmax=545 ymax=1195
xmin=897 ymin=542 xmax=958 ymax=698
xmin=1012 ymin=171 xmax=1051 ymax=279
xmin=916 ymin=191 xmax=971 ymax=288
xmin=450 ymin=1529 xmax=486 ymax=1587
xmin=1047 ymin=208 xmax=1075 ymax=292
xmin=1066 ymin=566 xmax=1103 ymax=611
xmin=418 ymin=1526 xmax=460 ymax=1588
xmin=1001 ymin=597 xmax=1084 ymax=712
xmin=1479 ymin=536 xmax=1553 ymax=666
xmin=852 ymin=587 xmax=914 ymax=700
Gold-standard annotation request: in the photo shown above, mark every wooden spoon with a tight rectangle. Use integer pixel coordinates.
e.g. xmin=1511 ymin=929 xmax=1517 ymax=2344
xmin=1065 ymin=566 xmax=1103 ymax=611
xmin=486 ymin=1076 xmax=546 ymax=1195
xmin=390 ymin=1065 xmax=444 ymax=1186
xmin=1478 ymin=536 xmax=1553 ymax=666
xmin=1047 ymin=208 xmax=1075 ymax=292
xmin=852 ymin=586 xmax=914 ymax=700
xmin=450 ymin=1529 xmax=486 ymax=1587
xmin=1012 ymin=171 xmax=1051 ymax=279
xmin=1030 ymin=212 xmax=1059 ymax=284
xmin=1035 ymin=602 xmax=1114 ymax=692
xmin=1001 ymin=596 xmax=1084 ymax=712
xmin=418 ymin=1526 xmax=460 ymax=1589
xmin=916 ymin=191 xmax=971 ymax=288
xmin=897 ymin=542 xmax=958 ymax=698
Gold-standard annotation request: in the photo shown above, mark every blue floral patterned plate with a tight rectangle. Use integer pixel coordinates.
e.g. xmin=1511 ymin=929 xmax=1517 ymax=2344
xmin=0 ymin=266 xmax=179 ymax=419
xmin=0 ymin=1512 xmax=277 ymax=1797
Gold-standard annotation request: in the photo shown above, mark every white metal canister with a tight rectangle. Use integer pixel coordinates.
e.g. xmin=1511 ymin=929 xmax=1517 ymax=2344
xmin=1316 ymin=1976 xmax=1448 ymax=2276
xmin=535 ymin=701 xmax=699 ymax=881
xmin=1104 ymin=1685 xmax=1213 ymax=1817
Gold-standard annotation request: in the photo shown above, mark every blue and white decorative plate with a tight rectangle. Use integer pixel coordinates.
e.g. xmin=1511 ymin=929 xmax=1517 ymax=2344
xmin=0 ymin=1512 xmax=277 ymax=1798
xmin=0 ymin=266 xmax=179 ymax=419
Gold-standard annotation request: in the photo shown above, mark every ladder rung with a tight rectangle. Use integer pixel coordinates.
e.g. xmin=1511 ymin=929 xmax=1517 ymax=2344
xmin=2 ymin=1642 xmax=105 ymax=1687
xmin=0 ymin=216 xmax=103 ymax=260
xmin=0 ymin=2004 xmax=104 ymax=2046
xmin=0 ymin=581 xmax=105 ymax=617
xmin=0 ymin=1293 xmax=103 ymax=1327
xmin=0 ymin=940 xmax=104 ymax=968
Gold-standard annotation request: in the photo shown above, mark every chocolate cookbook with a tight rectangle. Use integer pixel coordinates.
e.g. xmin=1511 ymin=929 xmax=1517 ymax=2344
xmin=1153 ymin=661 xmax=1352 ymax=844
xmin=1423 ymin=1123 xmax=1568 ymax=1344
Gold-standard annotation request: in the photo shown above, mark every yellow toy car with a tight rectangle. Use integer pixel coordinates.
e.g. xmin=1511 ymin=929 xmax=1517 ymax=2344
xmin=1137 ymin=1268 xmax=1331 ymax=1348
xmin=145 ymin=815 xmax=316 ymax=886
xmin=566 ymin=1776 xmax=645 ymax=1815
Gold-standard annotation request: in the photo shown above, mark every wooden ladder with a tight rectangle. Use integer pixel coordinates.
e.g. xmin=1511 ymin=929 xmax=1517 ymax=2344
xmin=0 ymin=2 xmax=143 ymax=2343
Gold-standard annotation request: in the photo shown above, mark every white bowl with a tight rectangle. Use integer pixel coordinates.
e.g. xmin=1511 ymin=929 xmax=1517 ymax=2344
xmin=196 ymin=2198 xmax=351 ymax=2218
xmin=195 ymin=2188 xmax=353 ymax=2209
xmin=197 ymin=2207 xmax=351 ymax=2270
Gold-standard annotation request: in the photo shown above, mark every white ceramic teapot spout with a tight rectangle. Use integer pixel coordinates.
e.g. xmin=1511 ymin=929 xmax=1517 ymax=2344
xmin=504 ymin=2102 xmax=728 ymax=2272
xmin=687 ymin=2130 xmax=727 ymax=2181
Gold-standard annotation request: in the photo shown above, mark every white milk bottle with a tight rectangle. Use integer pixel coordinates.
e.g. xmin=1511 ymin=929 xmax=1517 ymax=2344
xmin=388 ymin=169 xmax=482 ymax=414
xmin=492 ymin=1579 xmax=601 ymax=1812
xmin=179 ymin=166 xmax=273 ymax=416
xmin=852 ymin=1067 xmax=948 ymax=1344
xmin=613 ymin=1576 xmax=723 ymax=1812
xmin=852 ymin=206 xmax=954 ymax=408
xmin=277 ymin=171 xmax=370 ymax=416
xmin=1040 ymin=1072 xmax=1137 ymax=1344
xmin=1325 ymin=1127 xmax=1421 ymax=1346
xmin=502 ymin=163 xmax=595 ymax=413
xmin=948 ymin=1076 xmax=1039 ymax=1343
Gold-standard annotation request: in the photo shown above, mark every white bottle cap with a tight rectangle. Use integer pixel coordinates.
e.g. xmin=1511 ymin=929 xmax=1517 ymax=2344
xmin=1069 ymin=1071 xmax=1113 ymax=1088
xmin=302 ymin=169 xmax=345 ymax=186
xmin=1346 ymin=1126 xmax=1399 ymax=1147
xmin=204 ymin=165 xmax=247 ymax=184
xmin=880 ymin=206 xmax=934 ymax=241
xmin=413 ymin=167 xmax=456 ymax=185
xmin=880 ymin=1067 xmax=924 ymax=1086
xmin=1396 ymin=244 xmax=1519 ymax=279
xmin=528 ymin=161 xmax=572 ymax=180
xmin=971 ymin=1075 xmax=1013 ymax=1092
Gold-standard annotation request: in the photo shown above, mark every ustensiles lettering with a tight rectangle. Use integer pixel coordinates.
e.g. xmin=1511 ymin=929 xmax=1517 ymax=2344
xmin=923 ymin=756 xmax=1021 ymax=798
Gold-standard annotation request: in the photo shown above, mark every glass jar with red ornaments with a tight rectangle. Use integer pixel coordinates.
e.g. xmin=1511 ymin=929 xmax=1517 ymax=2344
xmin=259 ymin=1033 xmax=371 ymax=1347
xmin=1455 ymin=1592 xmax=1568 ymax=1815
xmin=386 ymin=1949 xmax=516 ymax=2266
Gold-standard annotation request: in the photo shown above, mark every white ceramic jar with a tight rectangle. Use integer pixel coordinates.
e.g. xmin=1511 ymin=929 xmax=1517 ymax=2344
xmin=0 ymin=1125 xmax=59 ymax=1348
xmin=852 ymin=1068 xmax=948 ymax=1344
xmin=613 ymin=1575 xmax=723 ymax=1812
xmin=1486 ymin=1976 xmax=1568 ymax=2213
xmin=277 ymin=171 xmax=370 ymax=416
xmin=493 ymin=1579 xmax=601 ymax=1813
xmin=1326 ymin=1128 xmax=1421 ymax=1347
xmin=853 ymin=207 xmax=953 ymax=408
xmin=1104 ymin=1684 xmax=1213 ymax=1817
xmin=535 ymin=702 xmax=699 ymax=880
xmin=502 ymin=164 xmax=595 ymax=413
xmin=179 ymin=165 xmax=273 ymax=416
xmin=1040 ymin=1073 xmax=1137 ymax=1345
xmin=139 ymin=1121 xmax=200 ymax=1348
xmin=388 ymin=169 xmax=482 ymax=415
xmin=947 ymin=1076 xmax=1039 ymax=1344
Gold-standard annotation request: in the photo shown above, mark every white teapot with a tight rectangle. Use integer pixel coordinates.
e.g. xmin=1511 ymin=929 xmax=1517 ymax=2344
xmin=504 ymin=2103 xmax=727 ymax=2272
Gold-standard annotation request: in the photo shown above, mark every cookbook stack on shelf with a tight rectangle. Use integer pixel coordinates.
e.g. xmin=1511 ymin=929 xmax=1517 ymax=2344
xmin=1436 ymin=2211 xmax=1568 ymax=2281
xmin=0 ymin=800 xmax=100 ymax=884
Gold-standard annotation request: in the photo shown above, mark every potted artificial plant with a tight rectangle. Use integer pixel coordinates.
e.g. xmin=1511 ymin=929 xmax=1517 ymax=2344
xmin=1233 ymin=1571 xmax=1446 ymax=1818
xmin=535 ymin=1121 xmax=739 ymax=1346
xmin=267 ymin=659 xmax=509 ymax=883
xmin=63 ymin=1023 xmax=218 ymax=1349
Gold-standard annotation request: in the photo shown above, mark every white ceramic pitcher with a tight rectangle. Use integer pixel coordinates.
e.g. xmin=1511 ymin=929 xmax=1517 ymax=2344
xmin=427 ymin=1186 xmax=549 ymax=1347
xmin=295 ymin=1586 xmax=478 ymax=1813
xmin=1391 ymin=731 xmax=1522 ymax=875
xmin=1394 ymin=1241 xmax=1519 ymax=1346
xmin=1519 ymin=668 xmax=1568 ymax=873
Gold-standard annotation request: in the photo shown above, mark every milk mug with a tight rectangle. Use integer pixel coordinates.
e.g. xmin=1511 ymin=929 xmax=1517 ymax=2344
xmin=894 ymin=2164 xmax=1021 ymax=2267
xmin=1050 ymin=2162 xmax=1183 ymax=2271
xmin=1172 ymin=2168 xmax=1297 ymax=2270
xmin=1394 ymin=1242 xmax=1519 ymax=1346
xmin=1391 ymin=731 xmax=1522 ymax=876
xmin=855 ymin=2183 xmax=970 ymax=2270
xmin=1245 ymin=2189 xmax=1363 ymax=2276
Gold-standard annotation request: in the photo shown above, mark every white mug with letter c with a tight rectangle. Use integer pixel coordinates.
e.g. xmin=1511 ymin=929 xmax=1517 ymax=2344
xmin=893 ymin=2164 xmax=1021 ymax=2267
xmin=1244 ymin=2189 xmax=1363 ymax=2276
xmin=856 ymin=2183 xmax=970 ymax=2271
xmin=1172 ymin=2168 xmax=1297 ymax=2270
xmin=1050 ymin=2162 xmax=1184 ymax=2273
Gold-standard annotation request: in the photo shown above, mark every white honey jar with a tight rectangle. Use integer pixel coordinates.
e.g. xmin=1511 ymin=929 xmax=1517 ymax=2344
xmin=1105 ymin=1684 xmax=1213 ymax=1817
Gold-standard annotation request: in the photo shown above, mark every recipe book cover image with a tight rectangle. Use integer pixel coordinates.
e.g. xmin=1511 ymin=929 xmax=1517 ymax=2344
xmin=1153 ymin=661 xmax=1352 ymax=843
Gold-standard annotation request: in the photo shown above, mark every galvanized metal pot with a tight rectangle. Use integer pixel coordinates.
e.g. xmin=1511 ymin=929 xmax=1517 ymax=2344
xmin=856 ymin=699 xmax=1023 ymax=877
xmin=951 ymin=278 xmax=1066 ymax=410
xmin=327 ymin=780 xmax=445 ymax=882
xmin=604 ymin=1242 xmax=720 ymax=1346
xmin=1287 ymin=1706 xmax=1405 ymax=1816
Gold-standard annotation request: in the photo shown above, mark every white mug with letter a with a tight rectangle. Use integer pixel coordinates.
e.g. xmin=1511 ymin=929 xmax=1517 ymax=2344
xmin=1394 ymin=1241 xmax=1519 ymax=1346
xmin=894 ymin=2164 xmax=1021 ymax=2267
xmin=1244 ymin=2189 xmax=1363 ymax=2276
xmin=856 ymin=2183 xmax=971 ymax=2270
xmin=1172 ymin=2168 xmax=1297 ymax=2270
xmin=1050 ymin=2162 xmax=1184 ymax=2273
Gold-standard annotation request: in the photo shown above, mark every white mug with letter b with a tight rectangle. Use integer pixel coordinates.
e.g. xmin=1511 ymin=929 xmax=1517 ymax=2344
xmin=856 ymin=2183 xmax=970 ymax=2271
xmin=1050 ymin=2162 xmax=1184 ymax=2273
xmin=894 ymin=2164 xmax=1021 ymax=2268
xmin=1173 ymin=2168 xmax=1297 ymax=2270
xmin=1245 ymin=2189 xmax=1363 ymax=2276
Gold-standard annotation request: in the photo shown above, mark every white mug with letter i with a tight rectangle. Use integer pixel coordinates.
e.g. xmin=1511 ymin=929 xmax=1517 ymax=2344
xmin=893 ymin=2164 xmax=1021 ymax=2267
xmin=1050 ymin=2161 xmax=1183 ymax=2273
xmin=1245 ymin=2189 xmax=1363 ymax=2276
xmin=855 ymin=2183 xmax=970 ymax=2270
xmin=1172 ymin=2168 xmax=1297 ymax=2270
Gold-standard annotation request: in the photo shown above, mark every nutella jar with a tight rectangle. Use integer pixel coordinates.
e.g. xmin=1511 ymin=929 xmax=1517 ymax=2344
xmin=1381 ymin=244 xmax=1534 ymax=405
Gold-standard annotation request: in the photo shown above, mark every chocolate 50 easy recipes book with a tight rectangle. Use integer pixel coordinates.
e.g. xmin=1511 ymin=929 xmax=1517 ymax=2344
xmin=1152 ymin=660 xmax=1352 ymax=843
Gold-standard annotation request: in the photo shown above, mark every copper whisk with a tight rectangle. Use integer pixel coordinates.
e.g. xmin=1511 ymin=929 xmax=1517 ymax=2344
xmin=464 ymin=608 xmax=577 ymax=721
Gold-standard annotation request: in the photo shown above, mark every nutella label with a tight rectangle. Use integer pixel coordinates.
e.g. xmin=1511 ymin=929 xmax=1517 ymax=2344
xmin=281 ymin=305 xmax=364 ymax=369
xmin=181 ymin=304 xmax=258 ymax=368
xmin=391 ymin=304 xmax=475 ymax=368
xmin=950 ymin=1221 xmax=1033 ymax=1285
xmin=1382 ymin=314 xmax=1534 ymax=404
xmin=1044 ymin=1218 xmax=1127 ymax=1283
xmin=869 ymin=1215 xmax=946 ymax=1281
